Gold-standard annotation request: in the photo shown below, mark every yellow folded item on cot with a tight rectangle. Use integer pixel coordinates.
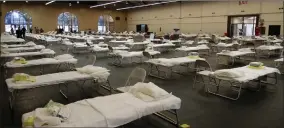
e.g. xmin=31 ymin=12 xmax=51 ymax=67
xmin=248 ymin=65 xmax=264 ymax=69
xmin=13 ymin=73 xmax=36 ymax=82
xmin=23 ymin=116 xmax=35 ymax=127
xmin=12 ymin=57 xmax=27 ymax=64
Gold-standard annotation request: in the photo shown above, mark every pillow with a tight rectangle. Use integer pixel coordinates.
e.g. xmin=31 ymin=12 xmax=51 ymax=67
xmin=76 ymin=65 xmax=108 ymax=74
xmin=214 ymin=69 xmax=244 ymax=78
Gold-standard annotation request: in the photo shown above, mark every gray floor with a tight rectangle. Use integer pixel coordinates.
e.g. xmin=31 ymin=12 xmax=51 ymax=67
xmin=1 ymin=42 xmax=283 ymax=128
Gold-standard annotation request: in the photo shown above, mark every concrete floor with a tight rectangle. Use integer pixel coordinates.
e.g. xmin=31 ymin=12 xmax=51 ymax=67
xmin=1 ymin=42 xmax=283 ymax=128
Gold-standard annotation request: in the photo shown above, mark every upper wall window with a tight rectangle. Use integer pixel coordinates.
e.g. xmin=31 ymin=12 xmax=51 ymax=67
xmin=57 ymin=12 xmax=78 ymax=32
xmin=98 ymin=15 xmax=114 ymax=33
xmin=5 ymin=10 xmax=32 ymax=33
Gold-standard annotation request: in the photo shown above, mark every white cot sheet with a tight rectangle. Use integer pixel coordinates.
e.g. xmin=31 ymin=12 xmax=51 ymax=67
xmin=2 ymin=45 xmax=45 ymax=52
xmin=176 ymin=45 xmax=210 ymax=51
xmin=146 ymin=57 xmax=203 ymax=67
xmin=1 ymin=42 xmax=36 ymax=48
xmin=275 ymin=58 xmax=283 ymax=62
xmin=151 ymin=43 xmax=175 ymax=48
xmin=6 ymin=71 xmax=92 ymax=90
xmin=256 ymin=45 xmax=283 ymax=50
xmin=22 ymin=93 xmax=181 ymax=127
xmin=0 ymin=49 xmax=55 ymax=58
xmin=114 ymin=51 xmax=160 ymax=58
xmin=213 ymin=66 xmax=280 ymax=83
xmin=5 ymin=58 xmax=77 ymax=68
xmin=217 ymin=51 xmax=255 ymax=57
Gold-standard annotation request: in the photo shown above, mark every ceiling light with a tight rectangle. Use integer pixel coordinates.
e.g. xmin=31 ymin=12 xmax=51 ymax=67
xmin=26 ymin=1 xmax=28 ymax=3
xmin=104 ymin=6 xmax=106 ymax=8
xmin=116 ymin=1 xmax=177 ymax=10
xmin=114 ymin=4 xmax=116 ymax=6
xmin=45 ymin=0 xmax=56 ymax=5
xmin=77 ymin=1 xmax=79 ymax=4
xmin=69 ymin=3 xmax=71 ymax=6
xmin=90 ymin=0 xmax=123 ymax=8
xmin=3 ymin=1 xmax=6 ymax=3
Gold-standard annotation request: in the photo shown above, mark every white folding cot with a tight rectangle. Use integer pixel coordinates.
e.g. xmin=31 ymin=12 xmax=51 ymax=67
xmin=110 ymin=50 xmax=160 ymax=66
xmin=150 ymin=43 xmax=175 ymax=53
xmin=0 ymin=49 xmax=55 ymax=63
xmin=22 ymin=92 xmax=181 ymax=127
xmin=256 ymin=45 xmax=283 ymax=58
xmin=1 ymin=45 xmax=45 ymax=53
xmin=1 ymin=41 xmax=36 ymax=48
xmin=216 ymin=48 xmax=256 ymax=66
xmin=175 ymin=45 xmax=210 ymax=56
xmin=205 ymin=65 xmax=280 ymax=100
xmin=6 ymin=66 xmax=110 ymax=109
xmin=146 ymin=57 xmax=205 ymax=79
xmin=4 ymin=56 xmax=77 ymax=78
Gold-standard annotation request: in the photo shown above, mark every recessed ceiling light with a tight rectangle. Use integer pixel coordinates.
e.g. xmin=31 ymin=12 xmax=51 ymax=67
xmin=77 ymin=1 xmax=79 ymax=4
xmin=69 ymin=3 xmax=71 ymax=6
xmin=3 ymin=1 xmax=6 ymax=3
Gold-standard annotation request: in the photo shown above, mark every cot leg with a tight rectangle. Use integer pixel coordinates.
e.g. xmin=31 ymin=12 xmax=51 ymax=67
xmin=192 ymin=72 xmax=198 ymax=89
xmin=174 ymin=110 xmax=180 ymax=128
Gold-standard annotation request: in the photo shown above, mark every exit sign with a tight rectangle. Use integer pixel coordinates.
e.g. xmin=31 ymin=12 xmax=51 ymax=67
xmin=239 ymin=1 xmax=248 ymax=5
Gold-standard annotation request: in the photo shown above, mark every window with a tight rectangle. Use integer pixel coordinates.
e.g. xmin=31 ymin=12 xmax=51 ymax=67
xmin=98 ymin=15 xmax=114 ymax=33
xmin=57 ymin=12 xmax=78 ymax=32
xmin=4 ymin=10 xmax=32 ymax=33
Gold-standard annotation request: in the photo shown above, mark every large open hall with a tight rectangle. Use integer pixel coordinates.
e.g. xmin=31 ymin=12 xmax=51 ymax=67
xmin=0 ymin=1 xmax=283 ymax=128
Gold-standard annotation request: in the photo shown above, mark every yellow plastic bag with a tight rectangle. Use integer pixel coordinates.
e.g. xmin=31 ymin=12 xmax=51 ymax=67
xmin=23 ymin=116 xmax=34 ymax=127
xmin=187 ymin=56 xmax=199 ymax=59
xmin=248 ymin=66 xmax=264 ymax=69
xmin=12 ymin=57 xmax=27 ymax=64
xmin=13 ymin=73 xmax=36 ymax=82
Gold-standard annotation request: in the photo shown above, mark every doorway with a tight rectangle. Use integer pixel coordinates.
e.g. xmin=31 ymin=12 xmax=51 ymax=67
xmin=268 ymin=25 xmax=281 ymax=36
xmin=227 ymin=15 xmax=259 ymax=37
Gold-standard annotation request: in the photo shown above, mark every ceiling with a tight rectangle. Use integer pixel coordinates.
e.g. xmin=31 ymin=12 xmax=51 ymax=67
xmin=4 ymin=1 xmax=175 ymax=10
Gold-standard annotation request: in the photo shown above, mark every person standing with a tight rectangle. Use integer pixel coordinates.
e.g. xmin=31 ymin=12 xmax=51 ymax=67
xmin=16 ymin=26 xmax=21 ymax=38
xmin=22 ymin=27 xmax=26 ymax=39
xmin=10 ymin=27 xmax=14 ymax=35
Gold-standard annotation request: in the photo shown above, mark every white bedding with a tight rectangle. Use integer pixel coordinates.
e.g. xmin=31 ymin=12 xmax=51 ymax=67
xmin=213 ymin=66 xmax=280 ymax=83
xmin=1 ymin=42 xmax=36 ymax=48
xmin=151 ymin=43 xmax=175 ymax=48
xmin=256 ymin=45 xmax=283 ymax=50
xmin=217 ymin=50 xmax=255 ymax=57
xmin=22 ymin=92 xmax=181 ymax=127
xmin=0 ymin=49 xmax=55 ymax=58
xmin=5 ymin=58 xmax=77 ymax=68
xmin=176 ymin=45 xmax=210 ymax=51
xmin=275 ymin=58 xmax=283 ymax=62
xmin=146 ymin=57 xmax=204 ymax=67
xmin=114 ymin=50 xmax=160 ymax=58
xmin=2 ymin=45 xmax=45 ymax=52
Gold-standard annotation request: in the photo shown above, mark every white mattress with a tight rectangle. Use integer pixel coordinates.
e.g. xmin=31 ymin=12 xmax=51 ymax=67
xmin=0 ymin=49 xmax=55 ymax=58
xmin=22 ymin=93 xmax=181 ymax=127
xmin=115 ymin=51 xmax=160 ymax=58
xmin=146 ymin=57 xmax=204 ymax=67
xmin=176 ymin=45 xmax=209 ymax=51
xmin=256 ymin=45 xmax=283 ymax=50
xmin=1 ymin=42 xmax=36 ymax=48
xmin=217 ymin=51 xmax=255 ymax=57
xmin=2 ymin=45 xmax=45 ymax=52
xmin=6 ymin=71 xmax=92 ymax=90
xmin=151 ymin=43 xmax=175 ymax=48
xmin=275 ymin=58 xmax=283 ymax=62
xmin=5 ymin=58 xmax=77 ymax=68
xmin=214 ymin=66 xmax=280 ymax=83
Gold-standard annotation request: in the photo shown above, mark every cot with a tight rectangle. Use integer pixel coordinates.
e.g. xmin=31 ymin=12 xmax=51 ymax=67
xmin=207 ymin=65 xmax=280 ymax=100
xmin=146 ymin=57 xmax=205 ymax=79
xmin=175 ymin=45 xmax=210 ymax=56
xmin=110 ymin=50 xmax=160 ymax=66
xmin=0 ymin=49 xmax=55 ymax=63
xmin=1 ymin=41 xmax=36 ymax=48
xmin=216 ymin=48 xmax=256 ymax=66
xmin=22 ymin=89 xmax=181 ymax=127
xmin=256 ymin=45 xmax=283 ymax=58
xmin=4 ymin=55 xmax=77 ymax=78
xmin=6 ymin=66 xmax=110 ymax=109
xmin=1 ymin=45 xmax=45 ymax=53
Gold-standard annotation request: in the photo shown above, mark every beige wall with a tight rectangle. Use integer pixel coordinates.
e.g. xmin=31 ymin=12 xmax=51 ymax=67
xmin=1 ymin=3 xmax=127 ymax=32
xmin=127 ymin=1 xmax=283 ymax=35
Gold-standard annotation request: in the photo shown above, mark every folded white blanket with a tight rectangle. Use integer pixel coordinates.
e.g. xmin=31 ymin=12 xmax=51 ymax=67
xmin=128 ymin=82 xmax=171 ymax=102
xmin=213 ymin=69 xmax=244 ymax=79
xmin=76 ymin=65 xmax=110 ymax=82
